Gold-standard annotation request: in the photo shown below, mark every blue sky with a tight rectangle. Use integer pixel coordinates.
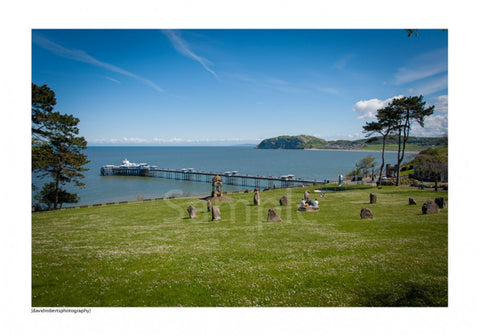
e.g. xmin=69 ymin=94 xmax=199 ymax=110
xmin=32 ymin=29 xmax=448 ymax=146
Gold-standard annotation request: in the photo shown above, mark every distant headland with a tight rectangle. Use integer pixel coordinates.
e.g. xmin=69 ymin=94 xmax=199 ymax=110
xmin=255 ymin=134 xmax=447 ymax=151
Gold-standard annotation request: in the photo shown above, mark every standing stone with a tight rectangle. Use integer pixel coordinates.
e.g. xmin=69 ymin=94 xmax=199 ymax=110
xmin=369 ymin=193 xmax=377 ymax=204
xmin=360 ymin=207 xmax=373 ymax=219
xmin=409 ymin=197 xmax=417 ymax=205
xmin=211 ymin=174 xmax=223 ymax=198
xmin=435 ymin=197 xmax=446 ymax=209
xmin=253 ymin=190 xmax=260 ymax=205
xmin=279 ymin=195 xmax=289 ymax=206
xmin=187 ymin=205 xmax=197 ymax=219
xmin=211 ymin=206 xmax=221 ymax=221
xmin=304 ymin=190 xmax=311 ymax=203
xmin=267 ymin=208 xmax=282 ymax=222
xmin=207 ymin=199 xmax=212 ymax=212
xmin=422 ymin=200 xmax=439 ymax=214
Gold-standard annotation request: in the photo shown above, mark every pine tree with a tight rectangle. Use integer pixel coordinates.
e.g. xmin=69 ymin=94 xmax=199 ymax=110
xmin=363 ymin=106 xmax=398 ymax=185
xmin=32 ymin=83 xmax=89 ymax=209
xmin=363 ymin=95 xmax=434 ymax=186
xmin=391 ymin=96 xmax=434 ymax=186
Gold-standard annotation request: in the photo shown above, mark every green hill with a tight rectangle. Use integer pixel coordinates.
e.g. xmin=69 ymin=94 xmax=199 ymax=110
xmin=255 ymin=135 xmax=327 ymax=149
xmin=256 ymin=135 xmax=447 ymax=150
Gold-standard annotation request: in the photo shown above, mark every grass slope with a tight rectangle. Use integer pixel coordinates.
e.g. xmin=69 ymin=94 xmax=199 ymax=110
xmin=32 ymin=186 xmax=448 ymax=307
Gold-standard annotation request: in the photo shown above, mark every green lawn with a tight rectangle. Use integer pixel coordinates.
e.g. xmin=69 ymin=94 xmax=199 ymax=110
xmin=361 ymin=143 xmax=427 ymax=152
xmin=32 ymin=186 xmax=448 ymax=307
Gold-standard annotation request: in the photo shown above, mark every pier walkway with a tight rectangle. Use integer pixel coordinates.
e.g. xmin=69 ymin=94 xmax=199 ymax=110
xmin=101 ymin=166 xmax=324 ymax=189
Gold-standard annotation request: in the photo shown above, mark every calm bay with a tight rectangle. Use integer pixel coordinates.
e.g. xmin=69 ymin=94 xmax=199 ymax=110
xmin=32 ymin=146 xmax=409 ymax=206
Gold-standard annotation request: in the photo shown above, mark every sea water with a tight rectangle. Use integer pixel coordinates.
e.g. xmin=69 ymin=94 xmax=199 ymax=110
xmin=32 ymin=146 xmax=408 ymax=206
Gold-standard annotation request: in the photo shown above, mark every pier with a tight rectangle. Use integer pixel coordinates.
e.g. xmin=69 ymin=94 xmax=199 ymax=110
xmin=101 ymin=165 xmax=324 ymax=189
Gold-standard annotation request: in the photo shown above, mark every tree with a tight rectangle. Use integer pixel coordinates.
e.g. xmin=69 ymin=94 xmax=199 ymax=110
xmin=34 ymin=182 xmax=79 ymax=209
xmin=406 ymin=29 xmax=446 ymax=37
xmin=409 ymin=148 xmax=448 ymax=190
xmin=32 ymin=83 xmax=57 ymax=140
xmin=406 ymin=29 xmax=419 ymax=37
xmin=363 ymin=95 xmax=434 ymax=186
xmin=32 ymin=83 xmax=89 ymax=209
xmin=363 ymin=105 xmax=398 ymax=185
xmin=358 ymin=155 xmax=377 ymax=180
xmin=390 ymin=96 xmax=434 ymax=186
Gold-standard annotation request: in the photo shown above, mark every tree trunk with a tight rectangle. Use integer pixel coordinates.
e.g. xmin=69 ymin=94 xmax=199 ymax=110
xmin=396 ymin=129 xmax=402 ymax=186
xmin=398 ymin=125 xmax=408 ymax=185
xmin=54 ymin=162 xmax=63 ymax=210
xmin=377 ymin=134 xmax=387 ymax=185
xmin=54 ymin=178 xmax=59 ymax=209
xmin=396 ymin=111 xmax=411 ymax=186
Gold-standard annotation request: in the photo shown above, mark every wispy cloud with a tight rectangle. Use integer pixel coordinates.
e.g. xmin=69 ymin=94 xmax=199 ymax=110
xmin=226 ymin=72 xmax=306 ymax=94
xmin=407 ymin=75 xmax=448 ymax=96
xmin=394 ymin=48 xmax=447 ymax=85
xmin=162 ymin=30 xmax=218 ymax=79
xmin=91 ymin=136 xmax=259 ymax=146
xmin=313 ymin=86 xmax=339 ymax=95
xmin=32 ymin=33 xmax=164 ymax=93
xmin=334 ymin=54 xmax=356 ymax=70
xmin=105 ymin=76 xmax=120 ymax=84
xmin=152 ymin=137 xmax=193 ymax=144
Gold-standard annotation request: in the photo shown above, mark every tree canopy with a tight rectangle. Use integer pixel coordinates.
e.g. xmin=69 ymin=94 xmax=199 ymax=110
xmin=391 ymin=96 xmax=434 ymax=185
xmin=34 ymin=182 xmax=79 ymax=209
xmin=32 ymin=83 xmax=57 ymax=141
xmin=363 ymin=105 xmax=399 ymax=184
xmin=363 ymin=95 xmax=434 ymax=186
xmin=358 ymin=156 xmax=377 ymax=172
xmin=32 ymin=83 xmax=89 ymax=210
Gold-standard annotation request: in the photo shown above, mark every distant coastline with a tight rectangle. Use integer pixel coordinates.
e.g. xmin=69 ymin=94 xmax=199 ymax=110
xmin=255 ymin=134 xmax=446 ymax=152
xmin=85 ymin=144 xmax=420 ymax=154
xmin=303 ymin=148 xmax=420 ymax=154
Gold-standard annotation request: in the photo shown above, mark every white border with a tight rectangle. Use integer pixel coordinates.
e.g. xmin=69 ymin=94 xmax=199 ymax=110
xmin=1 ymin=1 xmax=478 ymax=335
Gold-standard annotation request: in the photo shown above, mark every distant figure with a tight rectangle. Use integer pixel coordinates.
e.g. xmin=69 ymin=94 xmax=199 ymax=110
xmin=300 ymin=199 xmax=306 ymax=207
xmin=313 ymin=199 xmax=319 ymax=207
